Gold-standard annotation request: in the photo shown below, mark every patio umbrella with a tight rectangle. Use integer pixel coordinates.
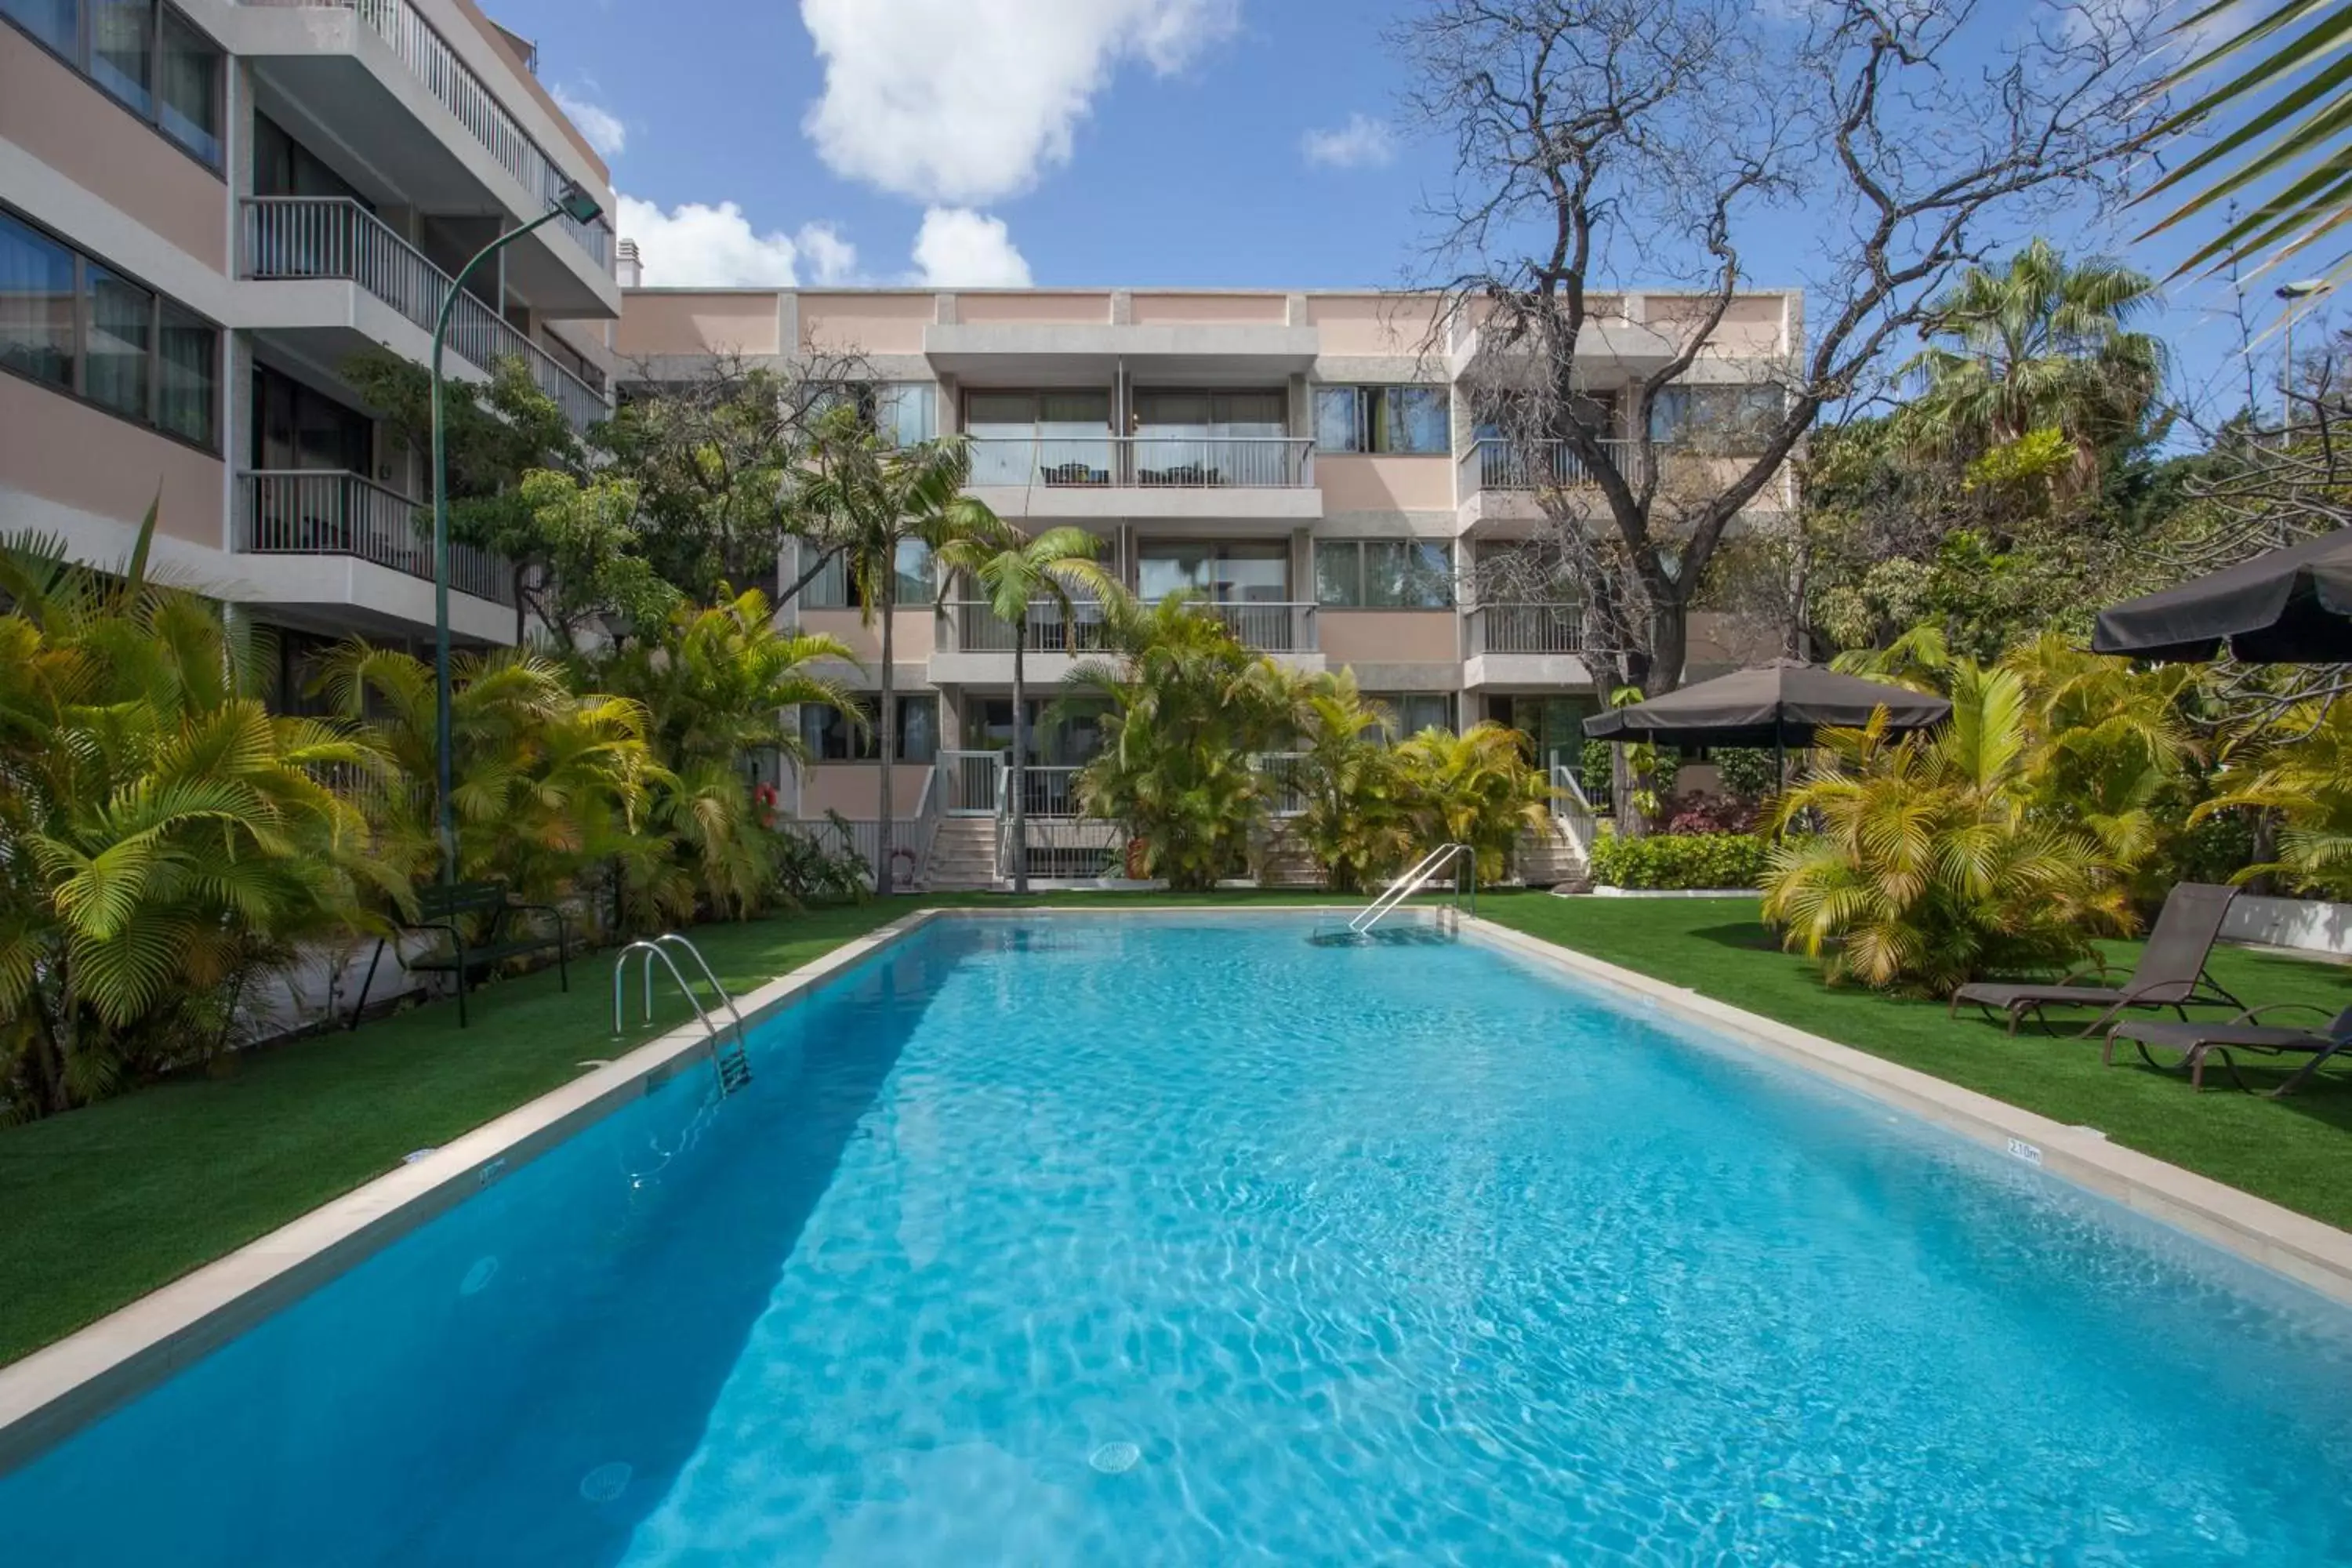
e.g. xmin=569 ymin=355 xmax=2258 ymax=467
xmin=2091 ymin=528 xmax=2352 ymax=663
xmin=1581 ymin=659 xmax=1952 ymax=750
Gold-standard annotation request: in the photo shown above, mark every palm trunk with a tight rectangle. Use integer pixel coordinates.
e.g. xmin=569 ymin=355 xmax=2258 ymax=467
xmin=877 ymin=592 xmax=897 ymax=894
xmin=1011 ymin=624 xmax=1029 ymax=896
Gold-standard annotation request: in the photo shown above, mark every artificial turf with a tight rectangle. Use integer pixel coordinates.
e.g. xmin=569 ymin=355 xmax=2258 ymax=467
xmin=3 ymin=887 xmax=2347 ymax=1368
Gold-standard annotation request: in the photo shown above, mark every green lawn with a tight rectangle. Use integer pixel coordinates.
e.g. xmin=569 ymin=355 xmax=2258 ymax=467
xmin=5 ymin=887 xmax=2349 ymax=1370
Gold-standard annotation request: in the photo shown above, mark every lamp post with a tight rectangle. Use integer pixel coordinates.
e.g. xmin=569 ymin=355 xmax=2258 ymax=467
xmin=429 ymin=181 xmax=604 ymax=885
xmin=2276 ymin=278 xmax=2328 ymax=431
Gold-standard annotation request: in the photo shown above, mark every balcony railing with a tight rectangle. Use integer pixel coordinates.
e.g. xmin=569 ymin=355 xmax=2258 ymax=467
xmin=942 ymin=600 xmax=1112 ymax=654
xmin=1457 ymin=437 xmax=1646 ymax=494
xmin=238 ymin=0 xmax=613 ymax=270
xmin=240 ymin=197 xmax=608 ymax=435
xmin=238 ymin=470 xmax=517 ymax=605
xmin=1468 ymin=603 xmax=1584 ymax=655
xmin=1207 ymin=601 xmax=1318 ymax=653
xmin=1251 ymin=752 xmax=1308 ymax=816
xmin=966 ymin=436 xmax=1314 ymax=488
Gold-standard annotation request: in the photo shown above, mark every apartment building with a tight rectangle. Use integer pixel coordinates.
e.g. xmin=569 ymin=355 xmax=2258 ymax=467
xmin=618 ymin=283 xmax=1798 ymax=884
xmin=1 ymin=0 xmax=619 ymax=692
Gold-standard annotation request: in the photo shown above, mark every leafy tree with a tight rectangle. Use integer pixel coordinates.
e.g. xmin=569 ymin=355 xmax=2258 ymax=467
xmin=1288 ymin=670 xmax=1416 ymax=893
xmin=596 ymin=589 xmax=858 ymax=920
xmin=789 ymin=407 xmax=1004 ymax=891
xmin=0 ymin=517 xmax=391 ymax=1119
xmin=1063 ymin=594 xmax=1296 ymax=891
xmin=310 ymin=644 xmax=657 ymax=908
xmin=932 ymin=524 xmax=1117 ymax=894
xmin=1396 ymin=724 xmax=1555 ymax=886
xmin=2199 ymin=699 xmax=2352 ymax=898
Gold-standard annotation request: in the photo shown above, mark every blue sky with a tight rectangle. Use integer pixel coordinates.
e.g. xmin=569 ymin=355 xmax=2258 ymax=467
xmin=492 ymin=0 xmax=2306 ymax=432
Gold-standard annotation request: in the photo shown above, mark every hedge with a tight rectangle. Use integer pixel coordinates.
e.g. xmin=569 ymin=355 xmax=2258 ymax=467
xmin=1590 ymin=831 xmax=1773 ymax=891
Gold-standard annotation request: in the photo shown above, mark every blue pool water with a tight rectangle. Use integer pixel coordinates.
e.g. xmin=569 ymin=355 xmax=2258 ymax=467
xmin=11 ymin=913 xmax=2352 ymax=1564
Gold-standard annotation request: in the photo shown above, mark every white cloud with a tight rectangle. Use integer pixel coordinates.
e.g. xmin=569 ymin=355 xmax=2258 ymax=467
xmin=617 ymin=197 xmax=810 ymax=286
xmin=910 ymin=208 xmax=1033 ymax=287
xmin=799 ymin=0 xmax=1240 ymax=204
xmin=1301 ymin=113 xmax=1395 ymax=171
xmin=796 ymin=223 xmax=861 ymax=285
xmin=550 ymin=84 xmax=626 ymax=159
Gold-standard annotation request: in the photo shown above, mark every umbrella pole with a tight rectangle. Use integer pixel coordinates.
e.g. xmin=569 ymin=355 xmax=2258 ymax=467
xmin=1773 ymin=736 xmax=1785 ymax=841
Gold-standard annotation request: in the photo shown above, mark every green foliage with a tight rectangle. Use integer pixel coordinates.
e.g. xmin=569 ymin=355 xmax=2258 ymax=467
xmin=596 ymin=590 xmax=858 ymax=922
xmin=773 ymin=813 xmax=877 ymax=906
xmin=1287 ymin=671 xmax=1414 ymax=894
xmin=1591 ymin=832 xmax=1773 ymax=891
xmin=2199 ymin=699 xmax=2352 ymax=899
xmin=1762 ymin=662 xmax=2137 ymax=993
xmin=1063 ymin=593 xmax=1295 ymax=891
xmin=1394 ymin=724 xmax=1555 ymax=886
xmin=1712 ymin=747 xmax=1779 ymax=801
xmin=0 ymin=517 xmax=394 ymax=1120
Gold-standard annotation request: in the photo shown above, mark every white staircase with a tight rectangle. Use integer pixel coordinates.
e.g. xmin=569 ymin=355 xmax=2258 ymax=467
xmin=1516 ymin=821 xmax=1591 ymax=891
xmin=924 ymin=817 xmax=1000 ymax=891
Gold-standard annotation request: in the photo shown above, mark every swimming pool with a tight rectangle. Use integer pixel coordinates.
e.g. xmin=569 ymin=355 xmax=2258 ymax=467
xmin=9 ymin=912 xmax=2352 ymax=1563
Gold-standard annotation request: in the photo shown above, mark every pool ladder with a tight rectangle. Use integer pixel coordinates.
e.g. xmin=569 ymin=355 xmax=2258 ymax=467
xmin=1348 ymin=843 xmax=1476 ymax=936
xmin=613 ymin=934 xmax=753 ymax=1097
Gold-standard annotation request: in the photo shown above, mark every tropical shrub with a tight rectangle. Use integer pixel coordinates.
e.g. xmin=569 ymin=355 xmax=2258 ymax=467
xmin=310 ymin=643 xmax=658 ymax=910
xmin=1713 ymin=746 xmax=1780 ymax=801
xmin=773 ymin=812 xmax=877 ymax=905
xmin=1592 ymin=831 xmax=1773 ymax=891
xmin=597 ymin=589 xmax=855 ymax=922
xmin=1394 ymin=723 xmax=1555 ymax=885
xmin=1762 ymin=666 xmax=2132 ymax=993
xmin=1656 ymin=793 xmax=1758 ymax=835
xmin=1065 ymin=594 xmax=1294 ymax=891
xmin=1287 ymin=672 xmax=1415 ymax=893
xmin=0 ymin=524 xmax=395 ymax=1119
xmin=2198 ymin=699 xmax=2352 ymax=900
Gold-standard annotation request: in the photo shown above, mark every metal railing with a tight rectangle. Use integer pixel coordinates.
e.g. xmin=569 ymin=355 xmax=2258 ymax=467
xmin=965 ymin=436 xmax=1315 ymax=488
xmin=1457 ymin=437 xmax=1646 ymax=494
xmin=239 ymin=197 xmax=608 ymax=434
xmin=938 ymin=749 xmax=1007 ymax=816
xmin=1549 ymin=762 xmax=1599 ymax=860
xmin=1352 ymin=842 xmax=1476 ymax=935
xmin=1001 ymin=764 xmax=1083 ymax=819
xmin=1207 ymin=601 xmax=1319 ymax=653
xmin=774 ymin=814 xmax=932 ymax=885
xmin=238 ymin=470 xmax=516 ymax=604
xmin=238 ymin=0 xmax=614 ymax=270
xmin=942 ymin=600 xmax=1113 ymax=654
xmin=1251 ymin=752 xmax=1310 ymax=816
xmin=1468 ymin=603 xmax=1584 ymax=655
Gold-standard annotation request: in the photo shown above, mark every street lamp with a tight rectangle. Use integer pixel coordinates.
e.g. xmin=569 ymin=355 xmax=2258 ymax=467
xmin=2277 ymin=278 xmax=2328 ymax=430
xmin=429 ymin=180 xmax=604 ymax=884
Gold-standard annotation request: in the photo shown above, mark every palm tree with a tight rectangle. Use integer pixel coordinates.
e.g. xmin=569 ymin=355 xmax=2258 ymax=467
xmin=792 ymin=405 xmax=1003 ymax=892
xmin=1394 ymin=723 xmax=1554 ymax=886
xmin=1897 ymin=239 xmax=2165 ymax=486
xmin=933 ymin=526 xmax=1117 ymax=894
xmin=2136 ymin=0 xmax=2352 ymax=281
xmin=1290 ymin=670 xmax=1415 ymax=893
xmin=598 ymin=589 xmax=858 ymax=919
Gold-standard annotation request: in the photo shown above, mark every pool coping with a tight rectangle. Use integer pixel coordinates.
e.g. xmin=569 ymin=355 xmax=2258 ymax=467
xmin=1461 ymin=914 xmax=2352 ymax=1310
xmin=8 ymin=901 xmax=2352 ymax=1474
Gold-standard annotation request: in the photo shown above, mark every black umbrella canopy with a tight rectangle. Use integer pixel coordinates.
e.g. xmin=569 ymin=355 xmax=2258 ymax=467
xmin=1581 ymin=659 xmax=1953 ymax=748
xmin=2091 ymin=528 xmax=2352 ymax=664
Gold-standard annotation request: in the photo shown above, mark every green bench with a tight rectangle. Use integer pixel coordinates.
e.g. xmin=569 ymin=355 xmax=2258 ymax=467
xmin=347 ymin=880 xmax=570 ymax=1029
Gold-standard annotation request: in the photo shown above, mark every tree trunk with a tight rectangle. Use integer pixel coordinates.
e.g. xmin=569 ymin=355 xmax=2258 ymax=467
xmin=876 ymin=593 xmax=897 ymax=894
xmin=1645 ymin=595 xmax=1690 ymax=697
xmin=1011 ymin=627 xmax=1029 ymax=896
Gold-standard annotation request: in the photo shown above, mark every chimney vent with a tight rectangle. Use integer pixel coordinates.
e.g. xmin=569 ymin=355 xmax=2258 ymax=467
xmin=616 ymin=239 xmax=642 ymax=289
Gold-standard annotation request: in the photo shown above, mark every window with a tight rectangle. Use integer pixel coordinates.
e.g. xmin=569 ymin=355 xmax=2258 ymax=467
xmin=1315 ymin=539 xmax=1454 ymax=609
xmin=1137 ymin=541 xmax=1288 ymax=604
xmin=252 ymin=364 xmax=368 ymax=474
xmin=798 ymin=539 xmax=931 ymax=610
xmin=0 ymin=212 xmax=77 ymax=390
xmin=800 ymin=695 xmax=939 ymax=764
xmin=966 ymin=389 xmax=1112 ymax=485
xmin=253 ymin=114 xmax=368 ymax=204
xmin=1131 ymin=389 xmax=1286 ymax=436
xmin=1647 ymin=385 xmax=1783 ymax=452
xmin=3 ymin=2 xmax=223 ymax=169
xmin=1365 ymin=692 xmax=1454 ymax=739
xmin=0 ymin=205 xmax=217 ymax=448
xmin=1313 ymin=385 xmax=1450 ymax=455
xmin=963 ymin=698 xmax=1106 ymax=765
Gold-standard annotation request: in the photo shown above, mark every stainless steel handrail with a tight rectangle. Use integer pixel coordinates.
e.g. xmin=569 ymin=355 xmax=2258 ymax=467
xmin=1351 ymin=842 xmax=1476 ymax=935
xmin=613 ymin=934 xmax=750 ymax=1095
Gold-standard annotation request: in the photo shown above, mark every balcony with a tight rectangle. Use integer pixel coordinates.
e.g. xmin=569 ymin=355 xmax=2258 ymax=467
xmin=1457 ymin=437 xmax=1647 ymax=494
xmin=240 ymin=198 xmax=608 ymax=435
xmin=1464 ymin=603 xmax=1590 ymax=688
xmin=941 ymin=601 xmax=1114 ymax=654
xmin=964 ymin=437 xmax=1320 ymax=521
xmin=235 ymin=0 xmax=614 ymax=283
xmin=238 ymin=470 xmax=515 ymax=605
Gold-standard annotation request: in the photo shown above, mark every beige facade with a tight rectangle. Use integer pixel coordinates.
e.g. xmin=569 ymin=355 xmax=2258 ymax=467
xmin=618 ymin=283 xmax=1798 ymax=825
xmin=2 ymin=0 xmax=619 ymax=662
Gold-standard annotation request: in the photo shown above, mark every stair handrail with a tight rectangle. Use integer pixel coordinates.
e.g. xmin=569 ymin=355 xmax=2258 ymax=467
xmin=649 ymin=933 xmax=748 ymax=1055
xmin=1350 ymin=842 xmax=1475 ymax=935
xmin=1549 ymin=761 xmax=1598 ymax=860
xmin=612 ymin=935 xmax=748 ymax=1094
